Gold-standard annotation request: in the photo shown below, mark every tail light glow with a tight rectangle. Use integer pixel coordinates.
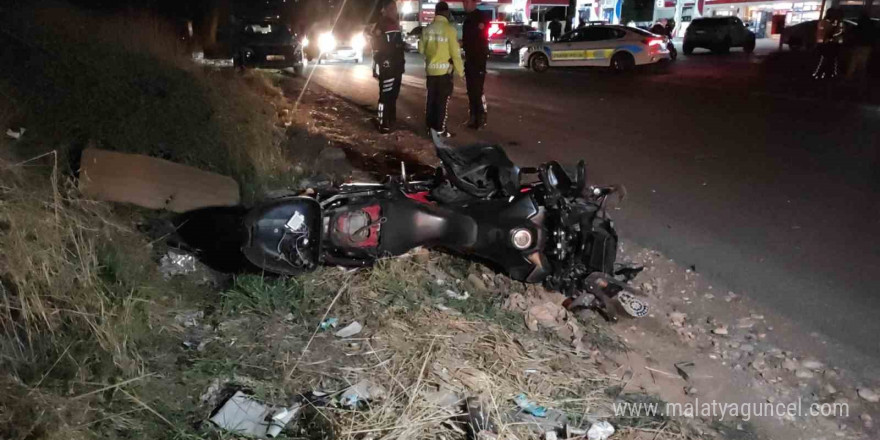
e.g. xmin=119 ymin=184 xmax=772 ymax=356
xmin=488 ymin=22 xmax=504 ymax=38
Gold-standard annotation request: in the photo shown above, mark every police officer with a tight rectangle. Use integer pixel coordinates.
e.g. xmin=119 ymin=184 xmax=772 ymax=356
xmin=462 ymin=0 xmax=489 ymax=129
xmin=373 ymin=0 xmax=406 ymax=134
xmin=419 ymin=1 xmax=464 ymax=137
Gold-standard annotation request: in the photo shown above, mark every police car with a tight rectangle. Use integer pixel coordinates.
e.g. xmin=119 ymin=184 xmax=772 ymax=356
xmin=519 ymin=25 xmax=670 ymax=72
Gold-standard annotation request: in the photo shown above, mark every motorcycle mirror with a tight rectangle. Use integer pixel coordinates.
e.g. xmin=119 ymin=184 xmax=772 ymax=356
xmin=400 ymin=161 xmax=407 ymax=183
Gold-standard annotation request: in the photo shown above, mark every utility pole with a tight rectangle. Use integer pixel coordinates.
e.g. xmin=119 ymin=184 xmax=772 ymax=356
xmin=566 ymin=0 xmax=576 ymax=32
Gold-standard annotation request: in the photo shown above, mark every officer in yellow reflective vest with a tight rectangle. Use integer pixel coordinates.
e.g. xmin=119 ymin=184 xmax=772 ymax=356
xmin=419 ymin=1 xmax=464 ymax=137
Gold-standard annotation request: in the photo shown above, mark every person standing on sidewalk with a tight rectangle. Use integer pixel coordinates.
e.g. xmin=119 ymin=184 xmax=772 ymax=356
xmin=372 ymin=0 xmax=406 ymax=134
xmin=419 ymin=1 xmax=464 ymax=137
xmin=462 ymin=0 xmax=489 ymax=129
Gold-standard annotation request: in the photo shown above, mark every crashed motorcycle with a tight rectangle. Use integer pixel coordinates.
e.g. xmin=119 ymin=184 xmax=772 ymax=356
xmin=185 ymin=132 xmax=648 ymax=320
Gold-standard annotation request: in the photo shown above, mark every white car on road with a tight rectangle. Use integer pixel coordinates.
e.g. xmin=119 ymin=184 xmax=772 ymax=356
xmin=519 ymin=25 xmax=670 ymax=72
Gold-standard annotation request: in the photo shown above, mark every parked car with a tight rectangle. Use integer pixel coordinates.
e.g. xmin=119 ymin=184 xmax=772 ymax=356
xmin=233 ymin=21 xmax=305 ymax=74
xmin=489 ymin=22 xmax=544 ymax=56
xmin=303 ymin=26 xmax=367 ymax=64
xmin=683 ymin=17 xmax=756 ymax=54
xmin=520 ymin=25 xmax=671 ymax=72
xmin=781 ymin=19 xmax=858 ymax=51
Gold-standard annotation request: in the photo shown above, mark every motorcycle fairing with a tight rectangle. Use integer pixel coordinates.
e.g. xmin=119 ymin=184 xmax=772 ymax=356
xmin=242 ymin=197 xmax=322 ymax=275
xmin=377 ymin=196 xmax=479 ymax=255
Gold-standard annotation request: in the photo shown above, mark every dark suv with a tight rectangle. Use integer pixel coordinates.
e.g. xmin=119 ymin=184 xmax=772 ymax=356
xmin=233 ymin=21 xmax=305 ymax=74
xmin=683 ymin=17 xmax=756 ymax=55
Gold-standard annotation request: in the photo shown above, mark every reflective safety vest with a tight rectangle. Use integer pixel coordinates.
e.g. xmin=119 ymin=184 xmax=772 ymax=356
xmin=419 ymin=15 xmax=464 ymax=77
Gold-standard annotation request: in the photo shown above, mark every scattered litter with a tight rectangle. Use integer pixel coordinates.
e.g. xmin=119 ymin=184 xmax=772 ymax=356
xmin=587 ymin=421 xmax=615 ymax=440
xmin=434 ymin=303 xmax=462 ymax=315
xmin=209 ymin=390 xmax=299 ymax=438
xmin=514 ymin=393 xmax=547 ymax=417
xmin=510 ymin=407 xmax=568 ymax=434
xmin=340 ymin=379 xmax=387 ymax=407
xmin=267 ymin=406 xmax=299 ymax=437
xmin=174 ymin=310 xmax=204 ymax=328
xmin=320 ymin=317 xmax=339 ymax=330
xmin=334 ymin=321 xmax=363 ymax=338
xmin=712 ymin=326 xmax=729 ymax=335
xmin=5 ymin=127 xmax=25 ymax=140
xmin=159 ymin=250 xmax=198 ymax=279
xmin=858 ymin=387 xmax=880 ymax=403
xmin=674 ymin=361 xmax=695 ymax=381
xmin=445 ymin=289 xmax=470 ymax=300
xmin=801 ymin=359 xmax=824 ymax=370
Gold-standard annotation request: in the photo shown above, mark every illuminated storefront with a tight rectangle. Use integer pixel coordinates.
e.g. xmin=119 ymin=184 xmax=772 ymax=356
xmin=702 ymin=0 xmax=823 ymax=37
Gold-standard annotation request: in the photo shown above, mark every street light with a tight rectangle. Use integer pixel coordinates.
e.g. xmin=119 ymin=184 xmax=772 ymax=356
xmin=401 ymin=2 xmax=414 ymax=14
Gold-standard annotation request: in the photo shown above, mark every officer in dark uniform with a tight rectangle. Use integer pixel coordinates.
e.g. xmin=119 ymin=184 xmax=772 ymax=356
xmin=373 ymin=0 xmax=406 ymax=134
xmin=462 ymin=0 xmax=489 ymax=129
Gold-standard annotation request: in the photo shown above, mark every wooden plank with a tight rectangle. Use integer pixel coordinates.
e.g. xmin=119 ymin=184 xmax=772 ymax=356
xmin=78 ymin=148 xmax=240 ymax=212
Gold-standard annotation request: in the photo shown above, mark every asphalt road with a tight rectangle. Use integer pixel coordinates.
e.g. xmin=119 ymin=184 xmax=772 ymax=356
xmin=302 ymin=44 xmax=880 ymax=375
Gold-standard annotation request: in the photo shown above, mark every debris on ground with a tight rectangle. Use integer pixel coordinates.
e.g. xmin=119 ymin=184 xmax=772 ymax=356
xmin=320 ymin=317 xmax=339 ymax=330
xmin=674 ymin=361 xmax=695 ymax=381
xmin=78 ymin=148 xmax=240 ymax=212
xmin=334 ymin=321 xmax=363 ymax=338
xmin=5 ymin=127 xmax=25 ymax=139
xmin=174 ymin=310 xmax=204 ymax=328
xmin=857 ymin=387 xmax=880 ymax=403
xmin=340 ymin=379 xmax=387 ymax=407
xmin=445 ymin=289 xmax=471 ymax=300
xmin=159 ymin=250 xmax=198 ymax=279
xmin=511 ymin=407 xmax=569 ymax=435
xmin=587 ymin=421 xmax=615 ymax=440
xmin=514 ymin=393 xmax=548 ymax=417
xmin=209 ymin=390 xmax=300 ymax=438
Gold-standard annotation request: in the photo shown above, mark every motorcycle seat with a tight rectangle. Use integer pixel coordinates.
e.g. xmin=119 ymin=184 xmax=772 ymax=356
xmin=432 ymin=132 xmax=520 ymax=198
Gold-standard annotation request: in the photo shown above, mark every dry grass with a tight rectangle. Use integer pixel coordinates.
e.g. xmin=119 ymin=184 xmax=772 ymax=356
xmin=0 ymin=144 xmax=161 ymax=438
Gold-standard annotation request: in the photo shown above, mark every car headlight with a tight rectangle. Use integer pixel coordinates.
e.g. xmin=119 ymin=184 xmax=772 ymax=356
xmin=302 ymin=36 xmax=309 ymax=48
xmin=351 ymin=34 xmax=366 ymax=51
xmin=318 ymin=32 xmax=336 ymax=53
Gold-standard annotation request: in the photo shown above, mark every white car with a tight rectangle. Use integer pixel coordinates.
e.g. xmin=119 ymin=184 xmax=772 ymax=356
xmin=519 ymin=25 xmax=670 ymax=72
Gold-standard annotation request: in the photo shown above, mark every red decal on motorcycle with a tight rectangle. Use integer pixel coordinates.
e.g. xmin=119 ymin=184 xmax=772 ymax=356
xmin=520 ymin=187 xmax=532 ymax=193
xmin=355 ymin=205 xmax=381 ymax=248
xmin=405 ymin=191 xmax=433 ymax=204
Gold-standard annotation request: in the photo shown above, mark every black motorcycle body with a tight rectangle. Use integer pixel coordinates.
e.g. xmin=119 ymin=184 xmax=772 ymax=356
xmin=220 ymin=134 xmax=645 ymax=319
